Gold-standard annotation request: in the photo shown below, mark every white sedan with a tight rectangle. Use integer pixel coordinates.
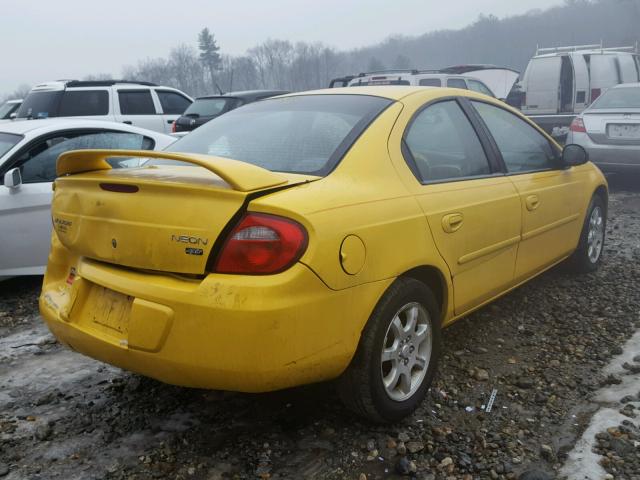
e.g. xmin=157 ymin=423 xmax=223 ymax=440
xmin=0 ymin=119 xmax=175 ymax=279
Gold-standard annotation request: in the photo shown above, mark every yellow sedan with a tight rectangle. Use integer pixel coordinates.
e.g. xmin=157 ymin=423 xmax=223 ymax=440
xmin=40 ymin=87 xmax=607 ymax=422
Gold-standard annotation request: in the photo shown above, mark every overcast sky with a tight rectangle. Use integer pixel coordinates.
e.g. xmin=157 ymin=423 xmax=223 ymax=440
xmin=1 ymin=0 xmax=563 ymax=93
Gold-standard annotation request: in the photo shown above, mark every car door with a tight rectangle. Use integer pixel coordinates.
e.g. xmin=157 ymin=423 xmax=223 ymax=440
xmin=0 ymin=130 xmax=158 ymax=277
xmin=154 ymin=89 xmax=193 ymax=134
xmin=470 ymin=100 xmax=586 ymax=280
xmin=115 ymin=88 xmax=164 ymax=132
xmin=401 ymin=99 xmax=522 ymax=315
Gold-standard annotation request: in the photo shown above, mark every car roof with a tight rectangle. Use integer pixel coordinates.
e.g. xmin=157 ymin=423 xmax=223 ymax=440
xmin=283 ymin=86 xmax=457 ymax=101
xmin=0 ymin=118 xmax=170 ymax=137
xmin=196 ymin=90 xmax=289 ymax=100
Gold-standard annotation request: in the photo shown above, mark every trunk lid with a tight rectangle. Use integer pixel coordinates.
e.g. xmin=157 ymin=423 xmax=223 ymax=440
xmin=583 ymin=109 xmax=640 ymax=145
xmin=52 ymin=150 xmax=318 ymax=275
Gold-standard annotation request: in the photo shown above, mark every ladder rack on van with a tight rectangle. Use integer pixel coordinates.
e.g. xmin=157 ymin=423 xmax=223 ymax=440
xmin=536 ymin=42 xmax=638 ymax=55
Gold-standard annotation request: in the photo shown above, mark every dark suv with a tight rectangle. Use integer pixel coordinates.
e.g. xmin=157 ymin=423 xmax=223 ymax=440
xmin=172 ymin=90 xmax=289 ymax=133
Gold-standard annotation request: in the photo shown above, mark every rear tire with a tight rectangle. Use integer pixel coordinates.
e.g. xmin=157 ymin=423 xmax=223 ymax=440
xmin=337 ymin=277 xmax=441 ymax=423
xmin=568 ymin=194 xmax=606 ymax=273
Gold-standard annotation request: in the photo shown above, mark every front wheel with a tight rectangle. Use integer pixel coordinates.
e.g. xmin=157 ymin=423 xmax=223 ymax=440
xmin=337 ymin=277 xmax=441 ymax=423
xmin=568 ymin=194 xmax=606 ymax=273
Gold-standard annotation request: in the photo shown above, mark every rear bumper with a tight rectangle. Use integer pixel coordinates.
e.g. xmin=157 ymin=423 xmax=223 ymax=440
xmin=568 ymin=131 xmax=640 ymax=171
xmin=39 ymin=241 xmax=391 ymax=392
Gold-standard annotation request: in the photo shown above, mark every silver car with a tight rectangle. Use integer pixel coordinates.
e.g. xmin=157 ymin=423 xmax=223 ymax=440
xmin=566 ymin=83 xmax=640 ymax=172
xmin=0 ymin=119 xmax=175 ymax=280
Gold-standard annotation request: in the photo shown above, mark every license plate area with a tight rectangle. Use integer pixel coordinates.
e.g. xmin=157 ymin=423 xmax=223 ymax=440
xmin=78 ymin=285 xmax=133 ymax=341
xmin=607 ymin=123 xmax=640 ymax=139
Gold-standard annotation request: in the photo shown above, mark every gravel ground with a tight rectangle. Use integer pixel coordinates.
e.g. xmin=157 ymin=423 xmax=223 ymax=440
xmin=1 ymin=176 xmax=639 ymax=480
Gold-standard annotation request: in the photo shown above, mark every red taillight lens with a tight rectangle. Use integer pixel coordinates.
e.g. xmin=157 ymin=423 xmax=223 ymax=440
xmin=570 ymin=117 xmax=586 ymax=133
xmin=215 ymin=213 xmax=308 ymax=274
xmin=171 ymin=121 xmax=177 ymax=133
xmin=591 ymin=88 xmax=602 ymax=102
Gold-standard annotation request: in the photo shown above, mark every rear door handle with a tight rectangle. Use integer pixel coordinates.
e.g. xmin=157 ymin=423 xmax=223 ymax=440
xmin=442 ymin=213 xmax=463 ymax=233
xmin=525 ymin=195 xmax=540 ymax=211
xmin=122 ymin=121 xmax=132 ymax=125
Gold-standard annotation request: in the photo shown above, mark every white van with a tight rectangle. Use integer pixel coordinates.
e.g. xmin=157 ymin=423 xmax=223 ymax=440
xmin=520 ymin=44 xmax=640 ymax=115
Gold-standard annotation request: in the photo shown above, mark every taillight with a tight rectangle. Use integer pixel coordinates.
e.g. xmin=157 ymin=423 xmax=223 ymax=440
xmin=591 ymin=88 xmax=601 ymax=102
xmin=570 ymin=117 xmax=587 ymax=133
xmin=171 ymin=121 xmax=177 ymax=133
xmin=215 ymin=213 xmax=308 ymax=274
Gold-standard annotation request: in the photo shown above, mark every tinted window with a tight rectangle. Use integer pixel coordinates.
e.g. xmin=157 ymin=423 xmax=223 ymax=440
xmin=184 ymin=98 xmax=236 ymax=117
xmin=16 ymin=91 xmax=63 ymax=119
xmin=119 ymin=90 xmax=156 ymax=115
xmin=590 ymin=86 xmax=640 ymax=109
xmin=0 ymin=132 xmax=22 ymax=158
xmin=447 ymin=78 xmax=468 ymax=89
xmin=20 ymin=132 xmax=155 ymax=183
xmin=472 ymin=101 xmax=557 ymax=173
xmin=467 ymin=80 xmax=494 ymax=97
xmin=419 ymin=78 xmax=442 ymax=87
xmin=157 ymin=90 xmax=192 ymax=115
xmin=404 ymin=100 xmax=490 ymax=182
xmin=58 ymin=90 xmax=109 ymax=116
xmin=164 ymin=95 xmax=392 ymax=175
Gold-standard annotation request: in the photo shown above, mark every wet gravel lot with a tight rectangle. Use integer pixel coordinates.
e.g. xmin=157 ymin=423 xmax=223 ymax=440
xmin=1 ymin=175 xmax=639 ymax=480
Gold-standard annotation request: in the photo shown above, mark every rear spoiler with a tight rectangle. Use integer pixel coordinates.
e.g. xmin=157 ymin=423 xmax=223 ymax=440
xmin=56 ymin=149 xmax=289 ymax=192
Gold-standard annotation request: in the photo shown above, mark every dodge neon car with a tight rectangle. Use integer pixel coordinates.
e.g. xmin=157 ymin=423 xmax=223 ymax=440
xmin=40 ymin=87 xmax=607 ymax=422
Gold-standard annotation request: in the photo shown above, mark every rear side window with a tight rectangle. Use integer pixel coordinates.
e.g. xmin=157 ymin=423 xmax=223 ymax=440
xmin=164 ymin=94 xmax=393 ymax=175
xmin=418 ymin=78 xmax=442 ymax=87
xmin=19 ymin=132 xmax=156 ymax=183
xmin=59 ymin=90 xmax=109 ymax=116
xmin=157 ymin=90 xmax=192 ymax=114
xmin=119 ymin=90 xmax=156 ymax=115
xmin=447 ymin=78 xmax=468 ymax=89
xmin=404 ymin=100 xmax=491 ymax=182
xmin=472 ymin=101 xmax=557 ymax=173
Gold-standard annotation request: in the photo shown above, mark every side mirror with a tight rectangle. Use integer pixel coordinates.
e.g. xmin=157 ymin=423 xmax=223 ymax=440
xmin=9 ymin=113 xmax=17 ymax=120
xmin=3 ymin=167 xmax=22 ymax=189
xmin=562 ymin=144 xmax=589 ymax=167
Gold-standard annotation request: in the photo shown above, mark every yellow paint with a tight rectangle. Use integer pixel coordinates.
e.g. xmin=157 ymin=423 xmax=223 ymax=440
xmin=41 ymin=87 xmax=607 ymax=392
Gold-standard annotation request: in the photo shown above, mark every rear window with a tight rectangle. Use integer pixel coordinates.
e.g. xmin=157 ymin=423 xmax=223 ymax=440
xmin=590 ymin=86 xmax=640 ymax=109
xmin=165 ymin=94 xmax=393 ymax=175
xmin=184 ymin=98 xmax=237 ymax=117
xmin=16 ymin=91 xmax=63 ymax=119
xmin=59 ymin=90 xmax=109 ymax=116
xmin=0 ymin=132 xmax=22 ymax=157
xmin=119 ymin=90 xmax=156 ymax=115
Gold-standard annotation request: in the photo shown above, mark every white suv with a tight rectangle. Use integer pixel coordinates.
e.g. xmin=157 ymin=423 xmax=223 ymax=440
xmin=15 ymin=80 xmax=193 ymax=134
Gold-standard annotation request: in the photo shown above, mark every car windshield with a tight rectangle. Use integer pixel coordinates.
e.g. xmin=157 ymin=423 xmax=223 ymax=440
xmin=184 ymin=98 xmax=237 ymax=117
xmin=16 ymin=91 xmax=63 ymax=119
xmin=0 ymin=102 xmax=18 ymax=119
xmin=163 ymin=94 xmax=393 ymax=175
xmin=590 ymin=87 xmax=640 ymax=109
xmin=0 ymin=132 xmax=23 ymax=158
